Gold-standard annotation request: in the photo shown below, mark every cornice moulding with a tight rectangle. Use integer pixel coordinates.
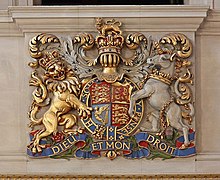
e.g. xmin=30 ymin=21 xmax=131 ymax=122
xmin=4 ymin=5 xmax=209 ymax=34
xmin=0 ymin=155 xmax=26 ymax=162
xmin=0 ymin=10 xmax=13 ymax=22
xmin=197 ymin=10 xmax=220 ymax=35
xmin=8 ymin=5 xmax=209 ymax=18
xmin=196 ymin=153 xmax=220 ymax=161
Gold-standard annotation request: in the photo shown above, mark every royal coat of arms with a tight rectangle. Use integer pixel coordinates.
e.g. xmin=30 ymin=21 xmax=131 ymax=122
xmin=27 ymin=18 xmax=195 ymax=160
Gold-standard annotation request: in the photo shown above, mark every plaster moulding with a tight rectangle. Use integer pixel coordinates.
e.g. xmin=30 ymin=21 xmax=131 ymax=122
xmin=1 ymin=174 xmax=220 ymax=179
xmin=0 ymin=10 xmax=21 ymax=36
xmin=197 ymin=9 xmax=220 ymax=35
xmin=4 ymin=5 xmax=209 ymax=34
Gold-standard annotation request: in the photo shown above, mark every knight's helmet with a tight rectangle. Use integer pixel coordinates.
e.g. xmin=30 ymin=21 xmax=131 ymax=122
xmin=95 ymin=18 xmax=124 ymax=82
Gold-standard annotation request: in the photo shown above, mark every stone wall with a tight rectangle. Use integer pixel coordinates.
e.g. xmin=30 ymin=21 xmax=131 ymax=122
xmin=0 ymin=5 xmax=220 ymax=176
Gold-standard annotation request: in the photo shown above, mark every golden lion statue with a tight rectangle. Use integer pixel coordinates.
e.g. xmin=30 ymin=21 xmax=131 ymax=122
xmin=28 ymin=50 xmax=91 ymax=153
xmin=96 ymin=17 xmax=122 ymax=35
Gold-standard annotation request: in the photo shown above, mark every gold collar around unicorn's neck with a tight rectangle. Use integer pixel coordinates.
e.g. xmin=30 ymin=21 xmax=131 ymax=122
xmin=149 ymin=69 xmax=173 ymax=85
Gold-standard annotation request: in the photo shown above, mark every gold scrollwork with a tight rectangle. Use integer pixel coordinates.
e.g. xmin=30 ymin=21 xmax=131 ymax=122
xmin=159 ymin=33 xmax=192 ymax=58
xmin=175 ymin=69 xmax=193 ymax=105
xmin=126 ymin=33 xmax=147 ymax=50
xmin=29 ymin=33 xmax=60 ymax=59
xmin=74 ymin=33 xmax=95 ymax=51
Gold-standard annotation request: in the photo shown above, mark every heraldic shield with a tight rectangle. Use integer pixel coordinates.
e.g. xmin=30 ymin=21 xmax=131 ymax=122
xmin=80 ymin=77 xmax=143 ymax=140
xmin=27 ymin=18 xmax=196 ymax=160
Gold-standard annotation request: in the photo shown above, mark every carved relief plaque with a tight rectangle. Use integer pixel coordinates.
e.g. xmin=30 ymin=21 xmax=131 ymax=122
xmin=27 ymin=18 xmax=195 ymax=160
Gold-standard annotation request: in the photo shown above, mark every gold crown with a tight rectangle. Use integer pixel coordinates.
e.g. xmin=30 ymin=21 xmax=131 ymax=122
xmin=39 ymin=51 xmax=60 ymax=70
xmin=149 ymin=69 xmax=173 ymax=85
xmin=96 ymin=34 xmax=124 ymax=55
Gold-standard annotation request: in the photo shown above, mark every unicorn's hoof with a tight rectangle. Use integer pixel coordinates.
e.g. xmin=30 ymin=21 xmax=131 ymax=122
xmin=179 ymin=143 xmax=189 ymax=150
xmin=37 ymin=147 xmax=42 ymax=153
xmin=32 ymin=147 xmax=37 ymax=154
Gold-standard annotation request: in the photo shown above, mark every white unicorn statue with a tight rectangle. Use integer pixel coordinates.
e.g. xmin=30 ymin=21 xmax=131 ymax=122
xmin=129 ymin=40 xmax=194 ymax=149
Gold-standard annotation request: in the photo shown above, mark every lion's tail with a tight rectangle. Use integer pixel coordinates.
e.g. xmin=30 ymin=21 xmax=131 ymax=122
xmin=28 ymin=101 xmax=48 ymax=127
